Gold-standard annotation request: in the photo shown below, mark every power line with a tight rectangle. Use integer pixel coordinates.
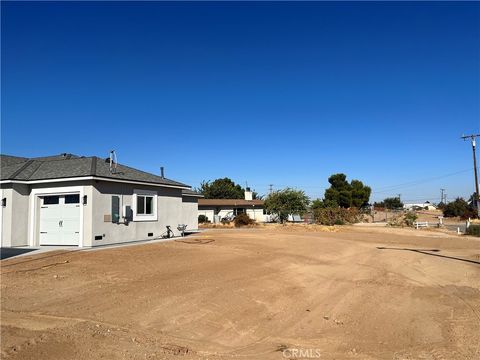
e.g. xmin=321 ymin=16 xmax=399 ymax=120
xmin=372 ymin=169 xmax=471 ymax=194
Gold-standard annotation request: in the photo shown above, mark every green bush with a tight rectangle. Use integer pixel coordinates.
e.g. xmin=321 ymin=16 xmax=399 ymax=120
xmin=466 ymin=224 xmax=480 ymax=237
xmin=198 ymin=214 xmax=209 ymax=223
xmin=443 ymin=198 xmax=476 ymax=219
xmin=234 ymin=213 xmax=255 ymax=227
xmin=313 ymin=207 xmax=361 ymax=226
xmin=404 ymin=212 xmax=418 ymax=227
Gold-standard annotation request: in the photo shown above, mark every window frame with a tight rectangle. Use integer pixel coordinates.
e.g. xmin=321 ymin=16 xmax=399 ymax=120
xmin=132 ymin=189 xmax=158 ymax=222
xmin=43 ymin=196 xmax=60 ymax=205
xmin=64 ymin=194 xmax=80 ymax=204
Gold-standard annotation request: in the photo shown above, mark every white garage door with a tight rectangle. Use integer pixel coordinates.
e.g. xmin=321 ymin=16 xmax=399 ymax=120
xmin=39 ymin=194 xmax=80 ymax=246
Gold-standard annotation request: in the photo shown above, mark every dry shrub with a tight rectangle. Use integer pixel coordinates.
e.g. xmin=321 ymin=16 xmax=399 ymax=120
xmin=314 ymin=208 xmax=361 ymax=226
xmin=388 ymin=211 xmax=418 ymax=227
xmin=265 ymin=223 xmax=339 ymax=232
xmin=199 ymin=222 xmax=234 ymax=229
xmin=234 ymin=213 xmax=255 ymax=227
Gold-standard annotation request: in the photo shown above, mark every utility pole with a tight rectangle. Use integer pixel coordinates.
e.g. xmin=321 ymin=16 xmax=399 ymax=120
xmin=461 ymin=134 xmax=480 ymax=217
xmin=440 ymin=188 xmax=445 ymax=204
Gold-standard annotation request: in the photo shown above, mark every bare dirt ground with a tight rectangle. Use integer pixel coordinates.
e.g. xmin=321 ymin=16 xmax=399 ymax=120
xmin=1 ymin=226 xmax=479 ymax=360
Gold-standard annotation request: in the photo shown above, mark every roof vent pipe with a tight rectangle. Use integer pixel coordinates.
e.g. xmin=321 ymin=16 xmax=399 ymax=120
xmin=109 ymin=150 xmax=117 ymax=174
xmin=160 ymin=167 xmax=165 ymax=179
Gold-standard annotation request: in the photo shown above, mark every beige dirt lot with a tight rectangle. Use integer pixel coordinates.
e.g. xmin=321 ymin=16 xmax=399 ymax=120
xmin=1 ymin=226 xmax=479 ymax=360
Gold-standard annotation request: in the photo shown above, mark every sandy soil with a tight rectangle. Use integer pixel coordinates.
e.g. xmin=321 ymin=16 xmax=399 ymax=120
xmin=1 ymin=227 xmax=479 ymax=359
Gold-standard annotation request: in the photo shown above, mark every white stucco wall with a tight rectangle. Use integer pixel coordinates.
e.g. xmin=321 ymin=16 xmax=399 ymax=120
xmin=198 ymin=208 xmax=215 ymax=223
xmin=1 ymin=187 xmax=14 ymax=247
xmin=1 ymin=184 xmax=30 ymax=247
xmin=246 ymin=208 xmax=266 ymax=222
xmin=198 ymin=206 xmax=266 ymax=223
xmin=1 ymin=179 xmax=194 ymax=248
xmin=181 ymin=196 xmax=199 ymax=230
xmin=90 ymin=181 xmax=186 ymax=246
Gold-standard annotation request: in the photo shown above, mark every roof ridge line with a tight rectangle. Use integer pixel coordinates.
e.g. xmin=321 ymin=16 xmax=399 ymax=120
xmin=90 ymin=156 xmax=97 ymax=176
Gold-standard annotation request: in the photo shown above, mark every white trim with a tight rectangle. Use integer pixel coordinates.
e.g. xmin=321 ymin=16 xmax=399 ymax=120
xmin=2 ymin=177 xmax=94 ymax=185
xmin=132 ymin=189 xmax=158 ymax=222
xmin=0 ymin=176 xmax=189 ymax=190
xmin=29 ymin=186 xmax=85 ymax=248
xmin=182 ymin=194 xmax=204 ymax=198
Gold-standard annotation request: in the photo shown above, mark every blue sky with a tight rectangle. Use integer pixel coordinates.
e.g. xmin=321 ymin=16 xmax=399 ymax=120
xmin=2 ymin=1 xmax=479 ymax=202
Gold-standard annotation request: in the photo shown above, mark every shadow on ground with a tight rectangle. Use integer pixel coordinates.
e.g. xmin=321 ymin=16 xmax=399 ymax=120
xmin=377 ymin=247 xmax=480 ymax=265
xmin=1 ymin=248 xmax=36 ymax=260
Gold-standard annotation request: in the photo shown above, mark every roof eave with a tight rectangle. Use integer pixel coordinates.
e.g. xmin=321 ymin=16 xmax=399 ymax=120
xmin=0 ymin=176 xmax=190 ymax=190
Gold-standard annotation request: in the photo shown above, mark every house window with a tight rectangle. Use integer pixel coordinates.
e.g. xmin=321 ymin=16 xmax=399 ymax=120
xmin=133 ymin=189 xmax=157 ymax=221
xmin=65 ymin=194 xmax=80 ymax=204
xmin=112 ymin=196 xmax=120 ymax=223
xmin=136 ymin=195 xmax=154 ymax=215
xmin=43 ymin=196 xmax=59 ymax=205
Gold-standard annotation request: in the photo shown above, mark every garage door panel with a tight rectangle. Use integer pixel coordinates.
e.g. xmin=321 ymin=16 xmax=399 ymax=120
xmin=62 ymin=218 xmax=79 ymax=232
xmin=39 ymin=194 xmax=80 ymax=246
xmin=62 ymin=205 xmax=80 ymax=218
xmin=40 ymin=218 xmax=61 ymax=232
xmin=61 ymin=230 xmax=79 ymax=245
xmin=40 ymin=206 xmax=63 ymax=219
xmin=40 ymin=230 xmax=62 ymax=245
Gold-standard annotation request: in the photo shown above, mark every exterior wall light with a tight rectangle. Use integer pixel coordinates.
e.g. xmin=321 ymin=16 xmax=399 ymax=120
xmin=83 ymin=195 xmax=88 ymax=205
xmin=1 ymin=198 xmax=6 ymax=207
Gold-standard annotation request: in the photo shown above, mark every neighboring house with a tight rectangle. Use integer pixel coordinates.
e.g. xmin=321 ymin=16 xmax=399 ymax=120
xmin=403 ymin=201 xmax=437 ymax=211
xmin=0 ymin=153 xmax=203 ymax=248
xmin=198 ymin=189 xmax=267 ymax=223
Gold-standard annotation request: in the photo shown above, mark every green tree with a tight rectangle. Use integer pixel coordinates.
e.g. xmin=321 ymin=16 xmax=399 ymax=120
xmin=436 ymin=202 xmax=446 ymax=210
xmin=350 ymin=180 xmax=371 ymax=208
xmin=323 ymin=173 xmax=371 ymax=208
xmin=375 ymin=197 xmax=403 ymax=209
xmin=197 ymin=178 xmax=245 ymax=199
xmin=443 ymin=198 xmax=476 ymax=218
xmin=383 ymin=197 xmax=403 ymax=209
xmin=311 ymin=199 xmax=325 ymax=210
xmin=264 ymin=188 xmax=310 ymax=223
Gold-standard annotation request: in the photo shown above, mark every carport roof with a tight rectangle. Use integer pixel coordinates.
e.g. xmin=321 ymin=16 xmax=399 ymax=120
xmin=0 ymin=153 xmax=190 ymax=188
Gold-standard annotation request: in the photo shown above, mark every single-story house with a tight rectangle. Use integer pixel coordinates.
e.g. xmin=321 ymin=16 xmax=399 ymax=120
xmin=403 ymin=201 xmax=437 ymax=211
xmin=198 ymin=189 xmax=268 ymax=223
xmin=0 ymin=153 xmax=203 ymax=248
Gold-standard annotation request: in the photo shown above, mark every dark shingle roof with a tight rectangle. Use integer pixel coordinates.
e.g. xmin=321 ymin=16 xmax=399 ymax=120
xmin=0 ymin=154 xmax=190 ymax=188
xmin=182 ymin=189 xmax=204 ymax=197
xmin=0 ymin=155 xmax=29 ymax=167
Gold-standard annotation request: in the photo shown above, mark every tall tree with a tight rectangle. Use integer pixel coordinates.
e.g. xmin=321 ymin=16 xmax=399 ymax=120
xmin=323 ymin=173 xmax=371 ymax=208
xmin=350 ymin=180 xmax=372 ymax=208
xmin=197 ymin=178 xmax=245 ymax=199
xmin=264 ymin=188 xmax=309 ymax=223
